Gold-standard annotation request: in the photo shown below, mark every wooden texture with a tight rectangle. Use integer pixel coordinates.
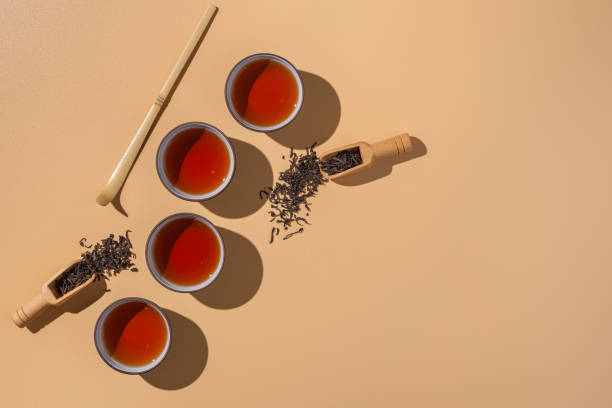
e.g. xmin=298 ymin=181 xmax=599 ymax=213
xmin=371 ymin=133 xmax=412 ymax=160
xmin=12 ymin=293 xmax=49 ymax=328
xmin=96 ymin=4 xmax=218 ymax=205
xmin=11 ymin=260 xmax=94 ymax=327
xmin=320 ymin=134 xmax=413 ymax=179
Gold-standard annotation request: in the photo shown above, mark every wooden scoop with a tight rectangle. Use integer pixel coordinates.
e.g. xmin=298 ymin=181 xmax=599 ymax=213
xmin=11 ymin=260 xmax=95 ymax=328
xmin=319 ymin=133 xmax=413 ymax=180
xmin=96 ymin=5 xmax=218 ymax=206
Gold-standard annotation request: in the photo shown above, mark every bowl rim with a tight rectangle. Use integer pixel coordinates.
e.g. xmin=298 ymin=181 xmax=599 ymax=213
xmin=145 ymin=212 xmax=225 ymax=293
xmin=93 ymin=297 xmax=171 ymax=375
xmin=225 ymin=53 xmax=304 ymax=132
xmin=156 ymin=122 xmax=236 ymax=201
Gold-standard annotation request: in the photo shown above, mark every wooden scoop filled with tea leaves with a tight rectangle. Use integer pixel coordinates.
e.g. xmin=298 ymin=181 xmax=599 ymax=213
xmin=319 ymin=133 xmax=413 ymax=180
xmin=11 ymin=232 xmax=137 ymax=328
xmin=11 ymin=260 xmax=94 ymax=328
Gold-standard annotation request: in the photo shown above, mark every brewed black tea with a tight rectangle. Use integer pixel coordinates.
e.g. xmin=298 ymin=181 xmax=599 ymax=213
xmin=103 ymin=301 xmax=167 ymax=366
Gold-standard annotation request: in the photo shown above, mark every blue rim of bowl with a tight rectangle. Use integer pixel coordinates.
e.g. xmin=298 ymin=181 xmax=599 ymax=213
xmin=145 ymin=212 xmax=225 ymax=293
xmin=225 ymin=53 xmax=304 ymax=132
xmin=94 ymin=297 xmax=171 ymax=375
xmin=156 ymin=122 xmax=236 ymax=201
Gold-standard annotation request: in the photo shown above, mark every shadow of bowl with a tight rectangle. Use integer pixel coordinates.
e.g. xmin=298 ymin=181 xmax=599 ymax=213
xmin=192 ymin=227 xmax=263 ymax=309
xmin=201 ymin=138 xmax=273 ymax=218
xmin=141 ymin=308 xmax=208 ymax=390
xmin=266 ymin=71 xmax=341 ymax=149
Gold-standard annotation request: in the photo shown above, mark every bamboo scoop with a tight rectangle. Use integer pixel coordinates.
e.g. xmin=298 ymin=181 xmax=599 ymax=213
xmin=319 ymin=133 xmax=413 ymax=180
xmin=11 ymin=260 xmax=94 ymax=328
xmin=96 ymin=4 xmax=218 ymax=206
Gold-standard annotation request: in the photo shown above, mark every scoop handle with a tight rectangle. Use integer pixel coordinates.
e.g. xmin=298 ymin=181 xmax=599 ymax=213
xmin=11 ymin=293 xmax=50 ymax=328
xmin=96 ymin=4 xmax=219 ymax=206
xmin=95 ymin=103 xmax=162 ymax=205
xmin=371 ymin=133 xmax=413 ymax=160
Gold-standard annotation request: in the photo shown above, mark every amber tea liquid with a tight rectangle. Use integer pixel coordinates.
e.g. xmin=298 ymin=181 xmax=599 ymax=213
xmin=103 ymin=301 xmax=167 ymax=367
xmin=152 ymin=215 xmax=221 ymax=286
xmin=231 ymin=58 xmax=299 ymax=127
xmin=163 ymin=127 xmax=230 ymax=195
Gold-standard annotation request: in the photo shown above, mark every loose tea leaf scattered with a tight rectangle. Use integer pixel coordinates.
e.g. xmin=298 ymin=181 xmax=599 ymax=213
xmin=269 ymin=227 xmax=280 ymax=244
xmin=320 ymin=148 xmax=362 ymax=175
xmin=54 ymin=231 xmax=137 ymax=296
xmin=283 ymin=227 xmax=304 ymax=240
xmin=262 ymin=144 xmax=328 ymax=242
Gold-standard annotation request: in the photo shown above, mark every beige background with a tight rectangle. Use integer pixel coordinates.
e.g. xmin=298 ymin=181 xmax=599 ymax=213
xmin=2 ymin=0 xmax=612 ymax=406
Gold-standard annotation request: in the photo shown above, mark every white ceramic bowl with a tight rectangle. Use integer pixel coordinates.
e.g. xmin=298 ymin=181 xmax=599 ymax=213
xmin=156 ymin=122 xmax=236 ymax=201
xmin=145 ymin=213 xmax=225 ymax=293
xmin=225 ymin=53 xmax=304 ymax=132
xmin=94 ymin=297 xmax=171 ymax=374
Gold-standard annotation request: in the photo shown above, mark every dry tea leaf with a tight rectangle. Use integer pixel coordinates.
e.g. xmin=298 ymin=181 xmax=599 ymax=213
xmin=54 ymin=231 xmax=137 ymax=295
xmin=261 ymin=144 xmax=327 ymax=243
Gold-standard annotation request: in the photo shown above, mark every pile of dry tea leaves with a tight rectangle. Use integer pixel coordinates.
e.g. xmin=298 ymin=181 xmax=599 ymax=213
xmin=54 ymin=231 xmax=137 ymax=296
xmin=320 ymin=148 xmax=363 ymax=175
xmin=261 ymin=144 xmax=328 ymax=243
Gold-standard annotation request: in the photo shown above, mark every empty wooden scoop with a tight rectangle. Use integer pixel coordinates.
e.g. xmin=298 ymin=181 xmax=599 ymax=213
xmin=96 ymin=5 xmax=218 ymax=206
xmin=11 ymin=260 xmax=95 ymax=328
xmin=319 ymin=133 xmax=413 ymax=180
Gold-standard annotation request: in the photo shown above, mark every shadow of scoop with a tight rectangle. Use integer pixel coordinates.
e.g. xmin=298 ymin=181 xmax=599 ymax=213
xmin=26 ymin=278 xmax=107 ymax=333
xmin=192 ymin=227 xmax=263 ymax=309
xmin=334 ymin=136 xmax=427 ymax=186
xmin=141 ymin=309 xmax=208 ymax=390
